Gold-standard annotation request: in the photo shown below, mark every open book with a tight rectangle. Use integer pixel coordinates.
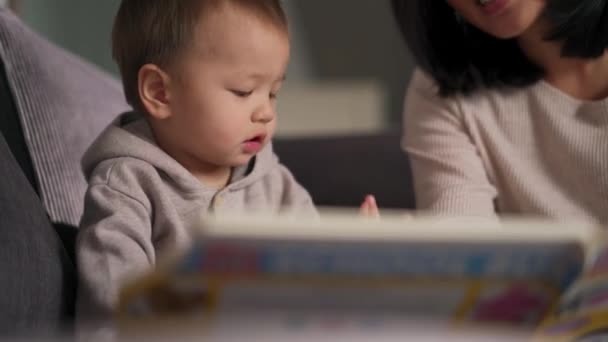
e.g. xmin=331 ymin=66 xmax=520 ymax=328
xmin=117 ymin=211 xmax=608 ymax=341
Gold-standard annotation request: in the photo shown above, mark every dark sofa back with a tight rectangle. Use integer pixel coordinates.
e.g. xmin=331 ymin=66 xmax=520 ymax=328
xmin=274 ymin=133 xmax=415 ymax=209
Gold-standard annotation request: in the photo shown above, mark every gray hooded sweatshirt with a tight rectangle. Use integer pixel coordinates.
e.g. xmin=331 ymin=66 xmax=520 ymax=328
xmin=76 ymin=113 xmax=316 ymax=323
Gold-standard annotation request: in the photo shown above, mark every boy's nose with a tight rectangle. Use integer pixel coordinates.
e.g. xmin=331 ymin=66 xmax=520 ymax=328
xmin=252 ymin=102 xmax=275 ymax=123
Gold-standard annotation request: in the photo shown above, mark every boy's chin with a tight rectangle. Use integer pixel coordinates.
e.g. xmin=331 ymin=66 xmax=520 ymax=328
xmin=228 ymin=155 xmax=256 ymax=168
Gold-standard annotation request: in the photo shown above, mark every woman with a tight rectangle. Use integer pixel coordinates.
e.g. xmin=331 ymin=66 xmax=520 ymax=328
xmin=392 ymin=0 xmax=608 ymax=223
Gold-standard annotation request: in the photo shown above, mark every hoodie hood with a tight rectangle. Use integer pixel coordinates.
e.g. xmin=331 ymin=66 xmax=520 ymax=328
xmin=82 ymin=112 xmax=278 ymax=192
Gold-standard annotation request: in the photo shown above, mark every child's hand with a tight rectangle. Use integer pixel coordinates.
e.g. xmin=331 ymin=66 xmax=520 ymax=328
xmin=360 ymin=195 xmax=380 ymax=218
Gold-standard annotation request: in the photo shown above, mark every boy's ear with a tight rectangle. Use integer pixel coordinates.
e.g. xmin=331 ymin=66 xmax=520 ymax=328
xmin=138 ymin=64 xmax=173 ymax=120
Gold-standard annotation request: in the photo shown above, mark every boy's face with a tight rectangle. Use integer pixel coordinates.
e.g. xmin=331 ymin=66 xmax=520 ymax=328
xmin=154 ymin=5 xmax=289 ymax=171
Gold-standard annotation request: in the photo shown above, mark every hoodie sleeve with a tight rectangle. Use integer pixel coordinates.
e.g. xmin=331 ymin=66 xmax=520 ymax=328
xmin=276 ymin=164 xmax=318 ymax=216
xmin=76 ymin=180 xmax=154 ymax=325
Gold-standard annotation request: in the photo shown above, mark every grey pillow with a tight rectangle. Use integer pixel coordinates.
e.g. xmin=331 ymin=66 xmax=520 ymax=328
xmin=0 ymin=9 xmax=130 ymax=226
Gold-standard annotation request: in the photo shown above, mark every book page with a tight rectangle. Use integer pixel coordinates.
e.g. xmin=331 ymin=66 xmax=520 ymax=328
xmin=535 ymin=241 xmax=608 ymax=341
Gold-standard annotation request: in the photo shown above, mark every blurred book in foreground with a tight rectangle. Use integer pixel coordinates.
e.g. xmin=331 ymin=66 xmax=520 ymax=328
xmin=116 ymin=211 xmax=608 ymax=341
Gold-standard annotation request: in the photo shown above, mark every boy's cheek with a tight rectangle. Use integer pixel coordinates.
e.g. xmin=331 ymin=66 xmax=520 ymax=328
xmin=267 ymin=122 xmax=277 ymax=137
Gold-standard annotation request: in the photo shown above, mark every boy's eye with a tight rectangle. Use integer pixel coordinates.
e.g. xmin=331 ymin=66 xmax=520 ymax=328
xmin=230 ymin=89 xmax=253 ymax=97
xmin=269 ymin=92 xmax=278 ymax=99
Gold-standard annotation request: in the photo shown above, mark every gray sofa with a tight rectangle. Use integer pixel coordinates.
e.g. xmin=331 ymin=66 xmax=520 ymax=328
xmin=0 ymin=8 xmax=415 ymax=337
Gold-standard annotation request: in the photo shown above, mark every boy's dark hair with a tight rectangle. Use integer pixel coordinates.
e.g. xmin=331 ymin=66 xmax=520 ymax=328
xmin=112 ymin=0 xmax=287 ymax=112
xmin=391 ymin=0 xmax=608 ymax=97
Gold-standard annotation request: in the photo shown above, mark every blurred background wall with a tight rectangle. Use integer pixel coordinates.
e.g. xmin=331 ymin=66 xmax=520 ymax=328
xmin=15 ymin=0 xmax=415 ymax=136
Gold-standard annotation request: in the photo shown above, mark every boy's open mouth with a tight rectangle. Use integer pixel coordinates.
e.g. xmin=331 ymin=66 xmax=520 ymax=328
xmin=245 ymin=134 xmax=265 ymax=144
xmin=242 ymin=134 xmax=266 ymax=154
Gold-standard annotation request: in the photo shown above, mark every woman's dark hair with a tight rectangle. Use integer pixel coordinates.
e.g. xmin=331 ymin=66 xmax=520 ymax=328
xmin=391 ymin=0 xmax=608 ymax=97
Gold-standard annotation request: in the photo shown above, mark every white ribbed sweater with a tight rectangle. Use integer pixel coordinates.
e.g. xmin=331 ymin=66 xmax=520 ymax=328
xmin=403 ymin=69 xmax=608 ymax=224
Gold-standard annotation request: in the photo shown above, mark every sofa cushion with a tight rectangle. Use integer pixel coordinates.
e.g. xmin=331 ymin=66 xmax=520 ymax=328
xmin=0 ymin=56 xmax=37 ymax=192
xmin=0 ymin=130 xmax=76 ymax=334
xmin=0 ymin=9 xmax=130 ymax=226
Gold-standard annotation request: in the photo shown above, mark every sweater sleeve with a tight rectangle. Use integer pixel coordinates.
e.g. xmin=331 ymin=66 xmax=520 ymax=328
xmin=402 ymin=70 xmax=498 ymax=216
xmin=76 ymin=181 xmax=154 ymax=325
